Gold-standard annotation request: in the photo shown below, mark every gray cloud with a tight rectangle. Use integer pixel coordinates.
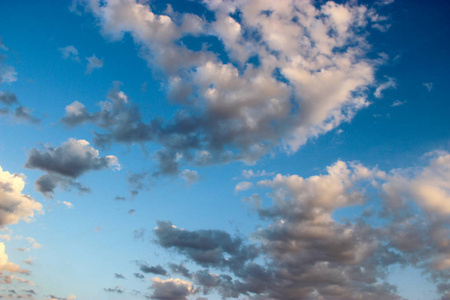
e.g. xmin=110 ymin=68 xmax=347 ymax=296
xmin=103 ymin=286 xmax=124 ymax=294
xmin=150 ymin=277 xmax=198 ymax=300
xmin=168 ymin=263 xmax=191 ymax=279
xmin=138 ymin=263 xmax=168 ymax=276
xmin=0 ymin=44 xmax=40 ymax=124
xmin=154 ymin=221 xmax=258 ymax=272
xmin=114 ymin=273 xmax=125 ymax=279
xmin=59 ymin=45 xmax=80 ymax=61
xmin=25 ymin=138 xmax=119 ymax=197
xmin=86 ymin=54 xmax=103 ymax=73
xmin=148 ymin=154 xmax=450 ymax=299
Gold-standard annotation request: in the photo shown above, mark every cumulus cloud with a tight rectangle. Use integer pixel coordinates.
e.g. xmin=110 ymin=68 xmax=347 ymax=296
xmin=150 ymin=277 xmax=198 ymax=300
xmin=25 ymin=138 xmax=120 ymax=197
xmin=86 ymin=54 xmax=103 ymax=73
xmin=0 ymin=166 xmax=42 ymax=227
xmin=59 ymin=45 xmax=80 ymax=61
xmin=149 ymin=152 xmax=450 ymax=299
xmin=66 ymin=0 xmax=391 ymax=174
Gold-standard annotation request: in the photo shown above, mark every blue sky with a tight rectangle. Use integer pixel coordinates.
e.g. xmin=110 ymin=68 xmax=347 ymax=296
xmin=0 ymin=0 xmax=449 ymax=299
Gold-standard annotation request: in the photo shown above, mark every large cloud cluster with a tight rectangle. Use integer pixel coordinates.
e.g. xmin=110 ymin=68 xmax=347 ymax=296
xmin=25 ymin=138 xmax=120 ymax=197
xmin=65 ymin=0 xmax=389 ymax=175
xmin=146 ymin=152 xmax=450 ymax=299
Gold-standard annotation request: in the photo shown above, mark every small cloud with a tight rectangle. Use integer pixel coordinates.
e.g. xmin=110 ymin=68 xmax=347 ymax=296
xmin=59 ymin=46 xmax=80 ymax=61
xmin=128 ymin=209 xmax=136 ymax=215
xmin=423 ymin=82 xmax=433 ymax=92
xmin=391 ymin=100 xmax=406 ymax=107
xmin=60 ymin=201 xmax=74 ymax=208
xmin=23 ymin=256 xmax=35 ymax=265
xmin=0 ymin=234 xmax=11 ymax=241
xmin=374 ymin=76 xmax=396 ymax=98
xmin=94 ymin=226 xmax=102 ymax=232
xmin=241 ymin=169 xmax=273 ymax=179
xmin=134 ymin=273 xmax=145 ymax=280
xmin=114 ymin=273 xmax=126 ymax=279
xmin=104 ymin=286 xmax=124 ymax=294
xmin=180 ymin=169 xmax=200 ymax=185
xmin=86 ymin=55 xmax=103 ymax=73
xmin=114 ymin=196 xmax=127 ymax=201
xmin=235 ymin=181 xmax=253 ymax=193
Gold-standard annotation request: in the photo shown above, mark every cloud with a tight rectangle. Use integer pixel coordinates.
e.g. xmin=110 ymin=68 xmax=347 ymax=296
xmin=0 ymin=243 xmax=29 ymax=274
xmin=67 ymin=0 xmax=390 ymax=173
xmin=0 ymin=166 xmax=42 ymax=227
xmin=180 ymin=169 xmax=199 ymax=185
xmin=114 ymin=273 xmax=125 ymax=279
xmin=154 ymin=221 xmax=258 ymax=272
xmin=133 ymin=272 xmax=144 ymax=280
xmin=103 ymin=286 xmax=123 ymax=293
xmin=374 ymin=76 xmax=397 ymax=98
xmin=59 ymin=45 xmax=80 ymax=61
xmin=13 ymin=106 xmax=41 ymax=124
xmin=423 ymin=82 xmax=433 ymax=92
xmin=86 ymin=54 xmax=103 ymax=73
xmin=168 ymin=263 xmax=191 ymax=279
xmin=234 ymin=181 xmax=253 ymax=193
xmin=137 ymin=262 xmax=167 ymax=276
xmin=25 ymin=138 xmax=120 ymax=197
xmin=391 ymin=100 xmax=406 ymax=107
xmin=149 ymin=152 xmax=450 ymax=299
xmin=241 ymin=169 xmax=273 ymax=179
xmin=150 ymin=277 xmax=198 ymax=300
xmin=0 ymin=46 xmax=40 ymax=124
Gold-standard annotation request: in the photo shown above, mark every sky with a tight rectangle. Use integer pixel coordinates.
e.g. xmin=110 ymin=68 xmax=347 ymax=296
xmin=0 ymin=0 xmax=449 ymax=299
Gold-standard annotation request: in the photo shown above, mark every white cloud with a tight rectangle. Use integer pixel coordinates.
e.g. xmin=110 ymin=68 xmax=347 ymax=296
xmin=73 ymin=0 xmax=388 ymax=164
xmin=0 ymin=166 xmax=42 ymax=227
xmin=235 ymin=181 xmax=253 ymax=193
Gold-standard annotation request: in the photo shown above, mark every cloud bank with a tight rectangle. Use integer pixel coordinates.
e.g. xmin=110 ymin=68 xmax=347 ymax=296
xmin=65 ymin=0 xmax=389 ymax=175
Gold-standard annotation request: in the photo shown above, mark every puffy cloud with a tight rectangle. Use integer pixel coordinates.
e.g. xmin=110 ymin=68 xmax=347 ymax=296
xmin=86 ymin=54 xmax=103 ymax=73
xmin=150 ymin=153 xmax=450 ymax=299
xmin=154 ymin=221 xmax=258 ymax=272
xmin=25 ymin=138 xmax=120 ymax=197
xmin=150 ymin=277 xmax=198 ymax=300
xmin=59 ymin=45 xmax=80 ymax=61
xmin=66 ymin=0 xmax=391 ymax=174
xmin=0 ymin=166 xmax=42 ymax=227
